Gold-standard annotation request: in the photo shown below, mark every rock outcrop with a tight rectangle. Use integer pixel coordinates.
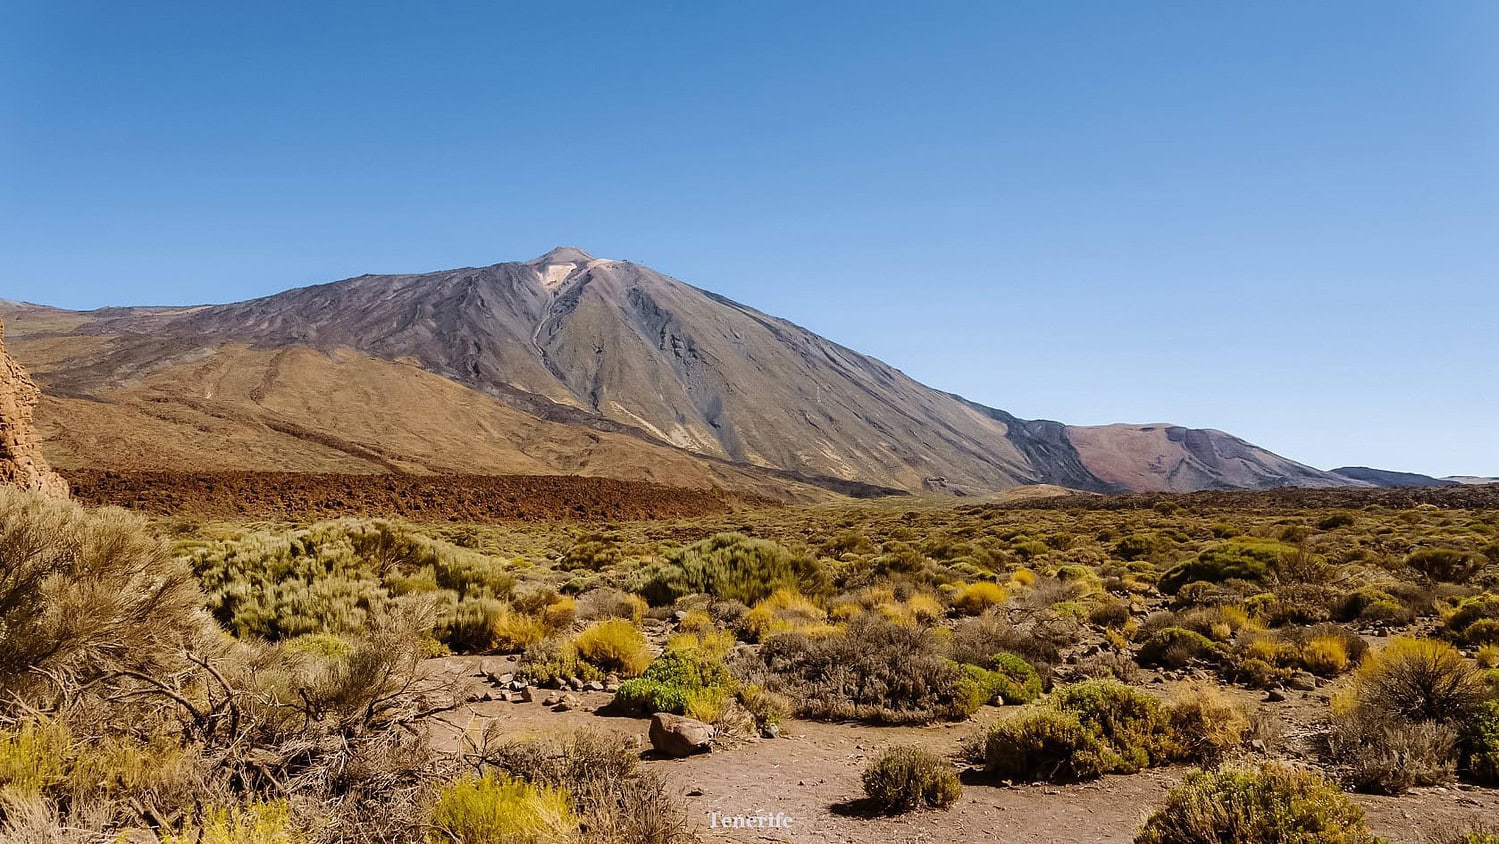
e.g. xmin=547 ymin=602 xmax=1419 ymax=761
xmin=0 ymin=318 xmax=68 ymax=498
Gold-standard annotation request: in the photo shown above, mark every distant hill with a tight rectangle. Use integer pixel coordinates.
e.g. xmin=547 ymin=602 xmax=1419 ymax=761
xmin=1331 ymin=466 xmax=1459 ymax=488
xmin=1444 ymin=475 xmax=1499 ymax=486
xmin=2 ymin=247 xmax=1363 ymax=496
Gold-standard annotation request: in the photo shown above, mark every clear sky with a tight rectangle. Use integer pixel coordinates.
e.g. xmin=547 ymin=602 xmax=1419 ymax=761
xmin=2 ymin=2 xmax=1496 ymax=476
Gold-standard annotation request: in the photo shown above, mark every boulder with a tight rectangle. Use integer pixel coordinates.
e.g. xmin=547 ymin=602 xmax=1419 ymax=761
xmin=649 ymin=713 xmax=715 ymax=757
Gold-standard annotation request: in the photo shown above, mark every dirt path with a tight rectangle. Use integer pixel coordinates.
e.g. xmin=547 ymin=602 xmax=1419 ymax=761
xmin=429 ymin=659 xmax=1499 ymax=843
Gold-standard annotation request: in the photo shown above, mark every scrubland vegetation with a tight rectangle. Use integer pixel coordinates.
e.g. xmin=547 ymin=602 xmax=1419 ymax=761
xmin=2 ymin=482 xmax=1497 ymax=840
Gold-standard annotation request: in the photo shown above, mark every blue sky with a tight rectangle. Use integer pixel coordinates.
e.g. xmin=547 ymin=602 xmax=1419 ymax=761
xmin=2 ymin=2 xmax=1496 ymax=476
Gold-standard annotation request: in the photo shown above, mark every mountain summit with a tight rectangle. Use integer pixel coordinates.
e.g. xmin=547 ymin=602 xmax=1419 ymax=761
xmin=1 ymin=250 xmax=1359 ymax=496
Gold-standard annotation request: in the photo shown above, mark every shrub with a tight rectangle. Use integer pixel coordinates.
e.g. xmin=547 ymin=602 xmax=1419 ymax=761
xmin=1326 ymin=707 xmax=1458 ymax=794
xmin=953 ymin=581 xmax=1007 ymax=615
xmin=0 ymin=489 xmax=204 ymax=702
xmin=573 ymin=620 xmax=651 ymax=677
xmin=1478 ymin=644 xmax=1499 ymax=669
xmin=1300 ymin=634 xmax=1352 ymax=676
xmin=429 ymin=772 xmax=578 ymax=844
xmin=163 ymin=800 xmax=307 ymax=844
xmin=0 ymin=720 xmax=71 ymax=797
xmin=753 ymin=617 xmax=977 ymax=724
xmin=1138 ymin=627 xmax=1220 ymax=669
xmin=613 ymin=645 xmax=735 ymax=718
xmin=860 ymin=746 xmax=961 ymax=813
xmin=987 ymin=652 xmax=1043 ymax=704
xmin=985 ymin=680 xmax=1174 ymax=781
xmin=1447 ymin=594 xmax=1499 ymax=644
xmin=633 ymin=533 xmax=825 ymax=605
xmin=1158 ymin=540 xmax=1292 ymax=594
xmin=1115 ymin=533 xmax=1170 ymax=562
xmin=1465 ymin=700 xmax=1499 ymax=786
xmin=1352 ymin=637 xmax=1485 ymax=724
xmin=740 ymin=588 xmax=827 ymax=642
xmin=1408 ymin=548 xmax=1486 ymax=583
xmin=473 ymin=728 xmax=695 ymax=844
xmin=1135 ymin=763 xmax=1380 ymax=844
xmin=1166 ymin=685 xmax=1249 ymax=764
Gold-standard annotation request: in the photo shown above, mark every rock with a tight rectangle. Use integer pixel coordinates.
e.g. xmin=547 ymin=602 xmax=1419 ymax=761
xmin=760 ymin=723 xmax=781 ymax=739
xmin=649 ymin=713 xmax=715 ymax=757
xmin=542 ymin=693 xmax=562 ymax=707
xmin=0 ymin=319 xmax=68 ymax=499
xmin=553 ymin=693 xmax=582 ymax=712
xmin=491 ymin=672 xmax=515 ymax=687
xmin=494 ymin=691 xmax=511 ymax=703
xmin=673 ymin=610 xmax=690 ymax=623
xmin=519 ymin=687 xmax=536 ymax=703
xmin=585 ymin=680 xmax=605 ymax=692
xmin=604 ymin=682 xmax=620 ymax=693
xmin=1264 ymin=689 xmax=1286 ymax=703
xmin=1287 ymin=672 xmax=1317 ymax=692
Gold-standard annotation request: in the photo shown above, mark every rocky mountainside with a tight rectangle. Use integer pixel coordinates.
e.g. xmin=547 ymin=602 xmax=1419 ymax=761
xmin=1331 ymin=466 xmax=1458 ymax=488
xmin=2 ymin=248 xmax=1362 ymax=495
xmin=0 ymin=318 xmax=68 ymax=498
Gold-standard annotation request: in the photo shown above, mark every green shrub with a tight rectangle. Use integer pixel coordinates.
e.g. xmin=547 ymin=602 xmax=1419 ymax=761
xmin=1158 ymin=540 xmax=1292 ymax=594
xmin=0 ymin=720 xmax=71 ymax=797
xmin=1135 ymin=763 xmax=1381 ymax=844
xmin=632 ymin=533 xmax=826 ymax=605
xmin=860 ymin=746 xmax=961 ymax=813
xmin=1138 ymin=627 xmax=1220 ymax=668
xmin=1114 ymin=533 xmax=1170 ymax=562
xmin=1465 ymin=700 xmax=1499 ymax=786
xmin=429 ymin=772 xmax=578 ymax=844
xmin=984 ymin=680 xmax=1173 ymax=781
xmin=1447 ymin=593 xmax=1499 ymax=644
xmin=612 ymin=645 xmax=735 ymax=717
xmin=753 ymin=617 xmax=977 ymax=724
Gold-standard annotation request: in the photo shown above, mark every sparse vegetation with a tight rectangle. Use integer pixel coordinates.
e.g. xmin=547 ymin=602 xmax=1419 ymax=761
xmin=860 ymin=746 xmax=961 ymax=813
xmin=1135 ymin=763 xmax=1381 ymax=844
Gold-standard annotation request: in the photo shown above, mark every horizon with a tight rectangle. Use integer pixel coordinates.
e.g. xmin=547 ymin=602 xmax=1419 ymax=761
xmin=4 ymin=3 xmax=1497 ymax=477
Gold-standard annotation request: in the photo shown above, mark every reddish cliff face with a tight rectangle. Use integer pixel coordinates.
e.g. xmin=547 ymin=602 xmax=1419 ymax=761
xmin=0 ymin=318 xmax=68 ymax=498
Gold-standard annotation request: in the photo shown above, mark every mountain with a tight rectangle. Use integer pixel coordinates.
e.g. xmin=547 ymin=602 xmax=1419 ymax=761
xmin=1444 ymin=476 xmax=1499 ymax=486
xmin=0 ymin=248 xmax=1361 ymax=496
xmin=1330 ymin=466 xmax=1459 ymax=488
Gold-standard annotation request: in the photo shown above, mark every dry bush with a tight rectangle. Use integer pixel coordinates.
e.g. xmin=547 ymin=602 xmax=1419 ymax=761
xmin=752 ymin=616 xmax=978 ymax=724
xmin=0 ymin=489 xmax=205 ymax=704
xmin=1325 ymin=707 xmax=1457 ymax=794
xmin=465 ymin=727 xmax=697 ymax=844
xmin=1166 ymin=684 xmax=1249 ymax=764
xmin=860 ymin=746 xmax=961 ymax=813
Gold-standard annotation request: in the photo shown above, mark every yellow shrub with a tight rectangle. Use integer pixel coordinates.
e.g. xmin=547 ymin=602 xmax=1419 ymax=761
xmin=876 ymin=600 xmax=916 ymax=626
xmin=541 ymin=597 xmax=576 ymax=630
xmin=742 ymin=589 xmax=827 ymax=641
xmin=1217 ymin=605 xmax=1249 ymax=629
xmin=667 ymin=628 xmax=735 ymax=661
xmin=572 ymin=619 xmax=651 ymax=677
xmin=676 ymin=609 xmax=714 ymax=633
xmin=906 ymin=593 xmax=945 ymax=623
xmin=1209 ymin=622 xmax=1233 ymax=642
xmin=829 ymin=601 xmax=864 ymax=622
xmin=1301 ymin=635 xmax=1351 ymax=676
xmin=1477 ymin=644 xmax=1499 ymax=669
xmin=1242 ymin=636 xmax=1297 ymax=667
xmin=685 ymin=686 xmax=732 ymax=723
xmin=1009 ymin=568 xmax=1037 ymax=587
xmin=68 ymin=734 xmax=191 ymax=799
xmin=0 ymin=720 xmax=71 ymax=797
xmin=954 ymin=581 xmax=1007 ymax=615
xmin=164 ymin=801 xmax=305 ymax=844
xmin=429 ymin=773 xmax=577 ymax=844
xmin=493 ymin=610 xmax=548 ymax=652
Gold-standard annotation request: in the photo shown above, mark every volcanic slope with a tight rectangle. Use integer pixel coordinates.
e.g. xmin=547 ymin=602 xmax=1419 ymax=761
xmin=1 ymin=248 xmax=1358 ymax=494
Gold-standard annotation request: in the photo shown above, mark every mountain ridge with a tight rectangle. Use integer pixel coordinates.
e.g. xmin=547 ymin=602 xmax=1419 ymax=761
xmin=1 ymin=248 xmax=1365 ymax=496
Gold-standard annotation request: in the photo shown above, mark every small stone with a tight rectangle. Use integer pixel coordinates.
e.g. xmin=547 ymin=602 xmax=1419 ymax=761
xmin=1264 ymin=689 xmax=1286 ymax=703
xmin=553 ymin=693 xmax=582 ymax=712
xmin=519 ymin=686 xmax=536 ymax=702
xmin=585 ymin=680 xmax=605 ymax=692
xmin=604 ymin=682 xmax=620 ymax=693
xmin=1287 ymin=672 xmax=1317 ymax=692
xmin=760 ymin=723 xmax=781 ymax=739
